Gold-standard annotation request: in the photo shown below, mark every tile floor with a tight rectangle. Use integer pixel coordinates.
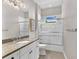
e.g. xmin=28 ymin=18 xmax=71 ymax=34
xmin=39 ymin=50 xmax=65 ymax=59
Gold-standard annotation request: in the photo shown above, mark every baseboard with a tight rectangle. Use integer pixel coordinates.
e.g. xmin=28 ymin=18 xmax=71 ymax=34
xmin=63 ymin=50 xmax=68 ymax=59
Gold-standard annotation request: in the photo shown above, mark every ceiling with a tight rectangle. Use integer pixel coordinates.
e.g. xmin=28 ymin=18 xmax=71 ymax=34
xmin=33 ymin=0 xmax=62 ymax=9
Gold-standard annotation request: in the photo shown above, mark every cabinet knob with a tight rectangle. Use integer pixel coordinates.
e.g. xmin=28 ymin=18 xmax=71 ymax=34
xmin=29 ymin=50 xmax=32 ymax=54
xmin=11 ymin=57 xmax=14 ymax=59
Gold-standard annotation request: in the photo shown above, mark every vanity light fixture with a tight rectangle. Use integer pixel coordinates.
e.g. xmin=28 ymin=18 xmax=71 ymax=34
xmin=4 ymin=0 xmax=26 ymax=9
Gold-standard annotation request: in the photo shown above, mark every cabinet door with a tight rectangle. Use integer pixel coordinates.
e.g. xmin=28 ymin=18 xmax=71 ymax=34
xmin=3 ymin=51 xmax=19 ymax=59
xmin=33 ymin=41 xmax=39 ymax=59
xmin=32 ymin=46 xmax=39 ymax=59
xmin=20 ymin=47 xmax=29 ymax=59
xmin=19 ymin=45 xmax=29 ymax=59
xmin=28 ymin=40 xmax=39 ymax=59
xmin=28 ymin=50 xmax=34 ymax=59
xmin=28 ymin=42 xmax=35 ymax=59
xmin=20 ymin=53 xmax=29 ymax=59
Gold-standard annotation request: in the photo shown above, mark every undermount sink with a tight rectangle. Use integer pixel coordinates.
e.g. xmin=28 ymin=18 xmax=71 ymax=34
xmin=16 ymin=41 xmax=30 ymax=44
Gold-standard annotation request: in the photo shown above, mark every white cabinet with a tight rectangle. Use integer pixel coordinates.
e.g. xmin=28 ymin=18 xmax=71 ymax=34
xmin=3 ymin=40 xmax=39 ymax=59
xmin=20 ymin=53 xmax=29 ymax=59
xmin=28 ymin=47 xmax=39 ymax=59
xmin=3 ymin=51 xmax=19 ymax=59
xmin=28 ymin=49 xmax=34 ymax=59
xmin=33 ymin=41 xmax=39 ymax=59
xmin=19 ymin=45 xmax=29 ymax=59
xmin=28 ymin=40 xmax=39 ymax=59
xmin=28 ymin=44 xmax=37 ymax=59
xmin=20 ymin=40 xmax=39 ymax=59
xmin=33 ymin=43 xmax=39 ymax=59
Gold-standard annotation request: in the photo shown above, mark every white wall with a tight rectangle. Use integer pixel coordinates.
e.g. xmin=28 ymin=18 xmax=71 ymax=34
xmin=62 ymin=0 xmax=77 ymax=59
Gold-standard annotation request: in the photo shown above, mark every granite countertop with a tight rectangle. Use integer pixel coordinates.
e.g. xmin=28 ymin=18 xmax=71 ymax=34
xmin=2 ymin=37 xmax=38 ymax=58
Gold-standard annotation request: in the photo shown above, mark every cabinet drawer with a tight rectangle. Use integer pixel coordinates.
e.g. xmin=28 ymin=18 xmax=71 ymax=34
xmin=3 ymin=51 xmax=19 ymax=59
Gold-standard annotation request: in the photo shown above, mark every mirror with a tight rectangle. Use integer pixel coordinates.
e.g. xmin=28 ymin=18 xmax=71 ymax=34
xmin=18 ymin=12 xmax=29 ymax=37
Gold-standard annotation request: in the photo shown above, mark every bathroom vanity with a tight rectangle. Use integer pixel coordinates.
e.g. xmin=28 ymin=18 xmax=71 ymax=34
xmin=3 ymin=38 xmax=39 ymax=59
